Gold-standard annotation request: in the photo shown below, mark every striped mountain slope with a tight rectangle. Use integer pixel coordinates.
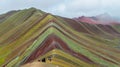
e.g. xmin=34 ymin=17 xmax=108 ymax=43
xmin=0 ymin=8 xmax=120 ymax=67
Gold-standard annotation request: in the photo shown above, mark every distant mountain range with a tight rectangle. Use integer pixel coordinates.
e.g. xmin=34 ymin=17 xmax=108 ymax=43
xmin=0 ymin=8 xmax=120 ymax=67
xmin=74 ymin=13 xmax=120 ymax=25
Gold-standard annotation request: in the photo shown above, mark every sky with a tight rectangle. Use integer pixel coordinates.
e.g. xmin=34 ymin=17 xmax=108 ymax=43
xmin=0 ymin=0 xmax=120 ymax=18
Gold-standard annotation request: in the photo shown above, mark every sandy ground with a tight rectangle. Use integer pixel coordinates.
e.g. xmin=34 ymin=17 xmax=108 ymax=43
xmin=21 ymin=62 xmax=59 ymax=67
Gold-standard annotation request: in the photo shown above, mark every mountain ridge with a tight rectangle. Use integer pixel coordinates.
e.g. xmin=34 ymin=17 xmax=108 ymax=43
xmin=0 ymin=8 xmax=120 ymax=67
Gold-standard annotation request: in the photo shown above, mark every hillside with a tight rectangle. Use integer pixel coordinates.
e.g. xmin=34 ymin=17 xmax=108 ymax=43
xmin=0 ymin=8 xmax=120 ymax=67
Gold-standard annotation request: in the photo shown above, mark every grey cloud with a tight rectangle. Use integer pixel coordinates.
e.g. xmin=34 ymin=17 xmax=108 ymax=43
xmin=0 ymin=0 xmax=120 ymax=18
xmin=0 ymin=0 xmax=62 ymax=14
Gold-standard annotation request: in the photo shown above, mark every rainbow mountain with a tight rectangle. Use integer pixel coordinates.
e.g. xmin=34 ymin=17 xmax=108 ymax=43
xmin=0 ymin=8 xmax=120 ymax=67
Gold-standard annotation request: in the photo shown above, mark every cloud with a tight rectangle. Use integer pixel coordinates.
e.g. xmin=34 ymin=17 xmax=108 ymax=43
xmin=66 ymin=0 xmax=102 ymax=12
xmin=48 ymin=0 xmax=120 ymax=18
xmin=0 ymin=0 xmax=62 ymax=14
xmin=0 ymin=0 xmax=120 ymax=18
